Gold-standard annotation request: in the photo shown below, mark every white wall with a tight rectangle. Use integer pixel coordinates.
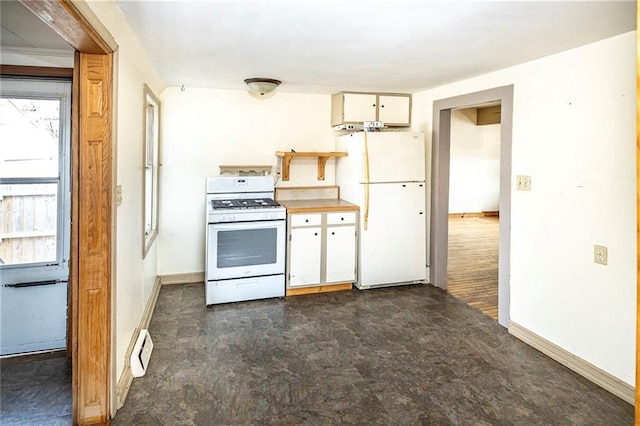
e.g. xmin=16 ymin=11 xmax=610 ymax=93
xmin=449 ymin=109 xmax=500 ymax=213
xmin=412 ymin=32 xmax=636 ymax=386
xmin=159 ymin=88 xmax=336 ymax=275
xmin=112 ymin=51 xmax=162 ymax=381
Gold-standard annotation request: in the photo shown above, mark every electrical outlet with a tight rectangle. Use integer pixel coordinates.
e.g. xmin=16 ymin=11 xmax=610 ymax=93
xmin=116 ymin=185 xmax=123 ymax=206
xmin=594 ymin=245 xmax=608 ymax=265
xmin=516 ymin=175 xmax=531 ymax=191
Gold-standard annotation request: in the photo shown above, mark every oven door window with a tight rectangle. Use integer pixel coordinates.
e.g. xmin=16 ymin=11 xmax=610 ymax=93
xmin=217 ymin=228 xmax=277 ymax=268
xmin=207 ymin=220 xmax=285 ymax=280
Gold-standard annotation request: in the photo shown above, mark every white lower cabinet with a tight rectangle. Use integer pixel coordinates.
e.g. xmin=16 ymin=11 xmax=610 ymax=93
xmin=287 ymin=210 xmax=358 ymax=289
xmin=289 ymin=226 xmax=322 ymax=286
xmin=326 ymin=225 xmax=356 ymax=283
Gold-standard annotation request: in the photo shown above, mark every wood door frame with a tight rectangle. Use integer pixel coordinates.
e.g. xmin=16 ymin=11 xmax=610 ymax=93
xmin=635 ymin=0 xmax=639 ymax=418
xmin=19 ymin=1 xmax=115 ymax=424
xmin=430 ymin=85 xmax=514 ymax=328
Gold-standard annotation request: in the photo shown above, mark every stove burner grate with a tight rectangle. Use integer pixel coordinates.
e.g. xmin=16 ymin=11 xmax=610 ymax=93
xmin=211 ymin=198 xmax=281 ymax=210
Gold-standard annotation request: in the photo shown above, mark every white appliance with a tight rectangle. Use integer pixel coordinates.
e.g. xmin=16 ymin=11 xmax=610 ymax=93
xmin=205 ymin=176 xmax=286 ymax=305
xmin=335 ymin=131 xmax=427 ymax=289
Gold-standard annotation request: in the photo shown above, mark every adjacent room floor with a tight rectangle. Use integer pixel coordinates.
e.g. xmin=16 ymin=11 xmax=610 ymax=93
xmin=448 ymin=215 xmax=499 ymax=320
xmin=0 ymin=354 xmax=72 ymax=425
xmin=113 ymin=283 xmax=632 ymax=425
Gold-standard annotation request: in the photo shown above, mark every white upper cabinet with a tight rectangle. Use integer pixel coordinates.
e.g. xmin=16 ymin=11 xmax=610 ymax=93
xmin=378 ymin=95 xmax=411 ymax=125
xmin=342 ymin=93 xmax=377 ymax=123
xmin=331 ymin=92 xmax=411 ymax=127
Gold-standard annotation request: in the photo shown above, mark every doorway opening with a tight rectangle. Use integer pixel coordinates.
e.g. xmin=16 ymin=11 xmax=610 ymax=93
xmin=0 ymin=77 xmax=72 ymax=355
xmin=429 ymin=85 xmax=513 ymax=327
xmin=446 ymin=104 xmax=501 ymax=320
xmin=0 ymin=76 xmax=73 ymax=423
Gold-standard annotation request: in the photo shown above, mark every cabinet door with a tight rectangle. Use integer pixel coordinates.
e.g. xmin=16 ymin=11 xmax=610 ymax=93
xmin=378 ymin=95 xmax=411 ymax=126
xmin=343 ymin=93 xmax=377 ymax=123
xmin=326 ymin=225 xmax=356 ymax=283
xmin=289 ymin=227 xmax=322 ymax=287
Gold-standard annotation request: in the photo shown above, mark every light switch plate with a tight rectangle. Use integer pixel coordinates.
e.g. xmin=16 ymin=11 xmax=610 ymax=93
xmin=516 ymin=175 xmax=531 ymax=191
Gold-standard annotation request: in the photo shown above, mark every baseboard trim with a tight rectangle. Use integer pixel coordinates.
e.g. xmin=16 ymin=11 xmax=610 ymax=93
xmin=115 ymin=366 xmax=133 ymax=410
xmin=115 ymin=275 xmax=162 ymax=409
xmin=508 ymin=321 xmax=634 ymax=405
xmin=159 ymin=272 xmax=205 ymax=285
xmin=448 ymin=211 xmax=500 ymax=218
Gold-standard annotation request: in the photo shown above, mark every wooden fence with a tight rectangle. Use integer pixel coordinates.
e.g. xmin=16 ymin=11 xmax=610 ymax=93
xmin=0 ymin=184 xmax=57 ymax=265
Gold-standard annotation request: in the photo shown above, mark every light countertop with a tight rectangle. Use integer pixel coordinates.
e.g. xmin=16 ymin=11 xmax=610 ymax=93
xmin=277 ymin=198 xmax=359 ymax=214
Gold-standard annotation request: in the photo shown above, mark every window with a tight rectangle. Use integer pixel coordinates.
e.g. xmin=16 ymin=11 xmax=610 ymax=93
xmin=143 ymin=85 xmax=160 ymax=257
xmin=0 ymin=78 xmax=71 ymax=274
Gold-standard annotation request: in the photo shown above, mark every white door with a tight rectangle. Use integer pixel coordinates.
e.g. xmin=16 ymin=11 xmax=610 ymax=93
xmin=289 ymin=227 xmax=321 ymax=286
xmin=359 ymin=182 xmax=426 ymax=287
xmin=0 ymin=78 xmax=72 ymax=355
xmin=326 ymin=225 xmax=356 ymax=283
xmin=362 ymin=132 xmax=425 ymax=183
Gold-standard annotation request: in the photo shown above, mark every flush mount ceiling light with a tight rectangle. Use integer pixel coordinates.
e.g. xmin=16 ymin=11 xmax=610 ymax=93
xmin=244 ymin=78 xmax=281 ymax=96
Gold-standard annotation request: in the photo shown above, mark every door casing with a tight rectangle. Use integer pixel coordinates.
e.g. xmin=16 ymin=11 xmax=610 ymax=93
xmin=430 ymin=85 xmax=514 ymax=328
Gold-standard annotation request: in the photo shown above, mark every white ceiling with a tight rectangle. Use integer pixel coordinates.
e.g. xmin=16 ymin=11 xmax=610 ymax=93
xmin=0 ymin=0 xmax=72 ymax=51
xmin=1 ymin=1 xmax=635 ymax=94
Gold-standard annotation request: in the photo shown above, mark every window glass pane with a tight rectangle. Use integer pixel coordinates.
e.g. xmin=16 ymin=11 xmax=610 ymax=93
xmin=142 ymin=85 xmax=160 ymax=257
xmin=217 ymin=228 xmax=277 ymax=268
xmin=0 ymin=183 xmax=58 ymax=265
xmin=144 ymin=167 xmax=153 ymax=235
xmin=0 ymin=98 xmax=60 ymax=178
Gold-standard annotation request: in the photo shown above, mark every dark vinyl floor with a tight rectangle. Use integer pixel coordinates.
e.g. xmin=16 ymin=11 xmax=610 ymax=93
xmin=0 ymin=355 xmax=72 ymax=425
xmin=113 ymin=283 xmax=633 ymax=425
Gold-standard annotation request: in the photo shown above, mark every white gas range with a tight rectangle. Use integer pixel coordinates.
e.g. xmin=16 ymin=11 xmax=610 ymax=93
xmin=205 ymin=176 xmax=286 ymax=305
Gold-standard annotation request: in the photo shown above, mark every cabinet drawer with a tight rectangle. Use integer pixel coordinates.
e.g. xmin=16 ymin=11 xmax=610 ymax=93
xmin=327 ymin=212 xmax=357 ymax=225
xmin=290 ymin=213 xmax=322 ymax=227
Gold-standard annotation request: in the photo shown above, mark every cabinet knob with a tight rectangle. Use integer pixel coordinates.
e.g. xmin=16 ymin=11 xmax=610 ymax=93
xmin=305 ymin=219 xmax=309 ymax=223
xmin=381 ymin=104 xmax=385 ymax=108
xmin=341 ymin=217 xmax=344 ymax=221
xmin=331 ymin=231 xmax=335 ymax=235
xmin=372 ymin=104 xmax=376 ymax=107
xmin=314 ymin=232 xmax=318 ymax=236
xmin=402 ymin=184 xmax=406 ymax=187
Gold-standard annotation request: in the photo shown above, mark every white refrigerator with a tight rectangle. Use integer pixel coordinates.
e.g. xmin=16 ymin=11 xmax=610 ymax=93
xmin=335 ymin=131 xmax=427 ymax=289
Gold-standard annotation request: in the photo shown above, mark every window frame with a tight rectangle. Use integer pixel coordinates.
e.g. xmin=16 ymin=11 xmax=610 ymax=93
xmin=142 ymin=84 xmax=161 ymax=258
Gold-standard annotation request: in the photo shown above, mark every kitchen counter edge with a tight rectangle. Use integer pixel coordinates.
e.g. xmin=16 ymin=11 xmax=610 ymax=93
xmin=277 ymin=198 xmax=360 ymax=214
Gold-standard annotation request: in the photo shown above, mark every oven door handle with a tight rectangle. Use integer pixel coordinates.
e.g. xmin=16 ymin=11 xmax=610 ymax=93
xmin=235 ymin=280 xmax=259 ymax=288
xmin=208 ymin=220 xmax=285 ymax=230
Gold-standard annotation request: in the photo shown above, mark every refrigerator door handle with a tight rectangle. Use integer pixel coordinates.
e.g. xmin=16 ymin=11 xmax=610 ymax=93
xmin=363 ymin=131 xmax=370 ymax=230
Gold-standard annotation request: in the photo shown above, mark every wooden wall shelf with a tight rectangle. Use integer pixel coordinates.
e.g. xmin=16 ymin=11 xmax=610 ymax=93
xmin=275 ymin=151 xmax=347 ymax=181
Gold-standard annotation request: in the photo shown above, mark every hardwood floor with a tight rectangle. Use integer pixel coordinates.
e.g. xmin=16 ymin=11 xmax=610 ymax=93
xmin=447 ymin=215 xmax=499 ymax=320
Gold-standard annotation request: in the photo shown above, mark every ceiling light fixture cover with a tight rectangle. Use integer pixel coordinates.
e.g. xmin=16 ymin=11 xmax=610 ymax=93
xmin=244 ymin=78 xmax=281 ymax=95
